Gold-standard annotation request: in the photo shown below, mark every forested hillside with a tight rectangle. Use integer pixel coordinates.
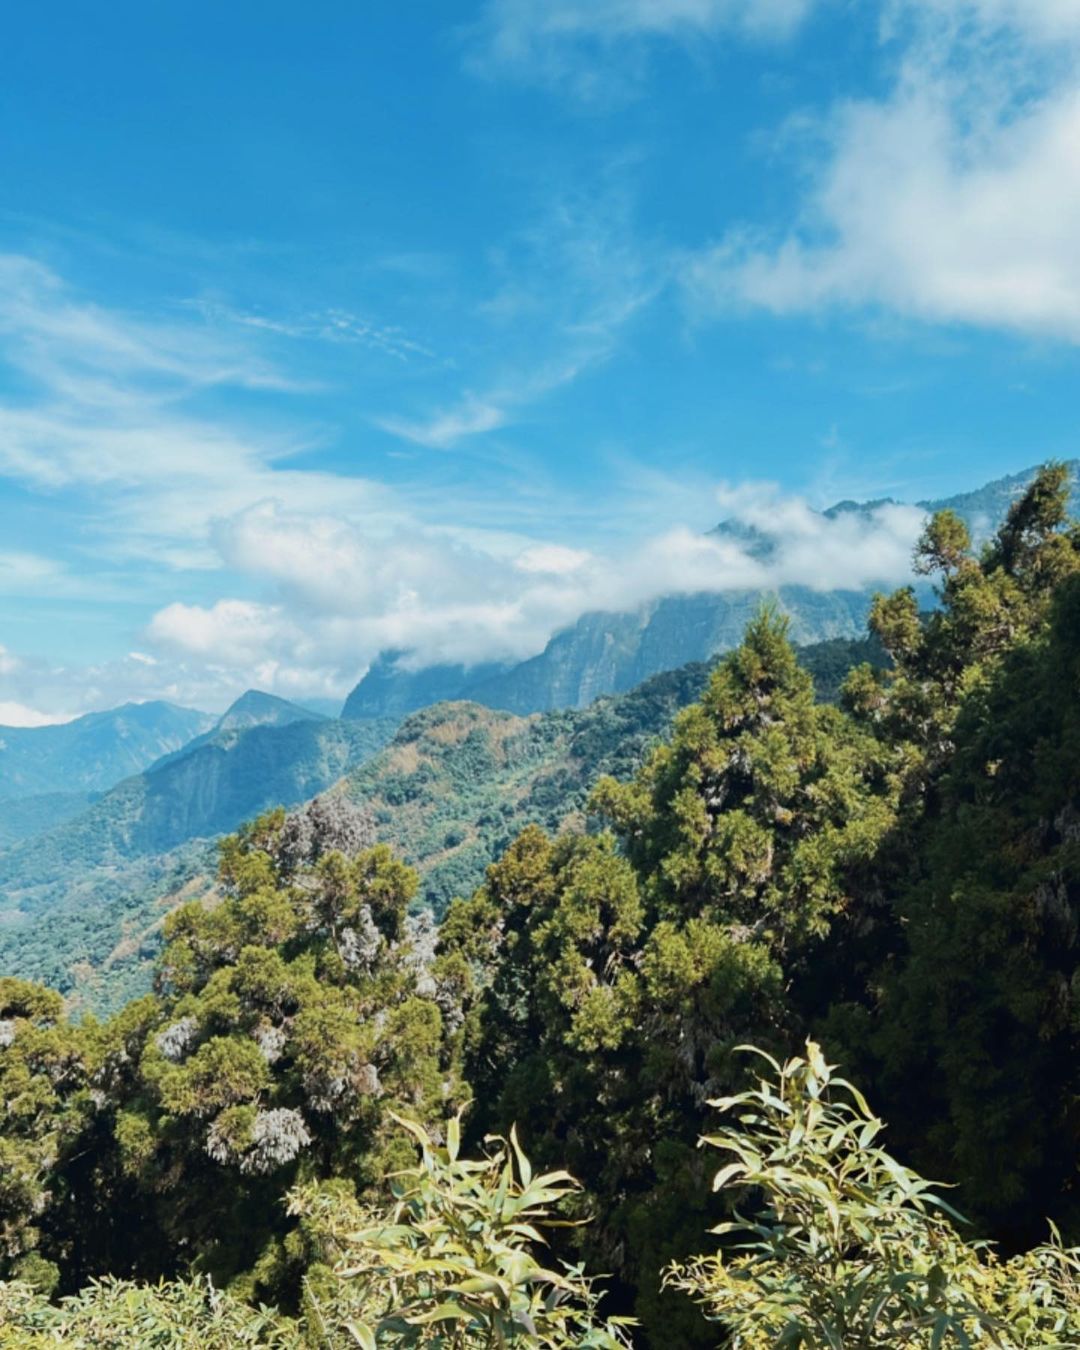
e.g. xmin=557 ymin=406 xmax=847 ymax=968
xmin=0 ymin=638 xmax=880 ymax=1014
xmin=0 ymin=791 xmax=98 ymax=849
xmin=1 ymin=466 xmax=1079 ymax=1348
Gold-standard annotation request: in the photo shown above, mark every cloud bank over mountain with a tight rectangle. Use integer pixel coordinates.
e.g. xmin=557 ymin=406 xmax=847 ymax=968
xmin=0 ymin=479 xmax=926 ymax=720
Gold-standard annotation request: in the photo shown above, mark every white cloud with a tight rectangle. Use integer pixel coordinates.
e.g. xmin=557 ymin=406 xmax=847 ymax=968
xmin=148 ymin=599 xmax=293 ymax=667
xmin=0 ymin=471 xmax=930 ymax=719
xmin=686 ymin=1 xmax=1080 ymax=341
xmin=377 ymin=396 xmax=508 ymax=449
xmin=515 ymin=543 xmax=592 ymax=574
xmin=0 ymin=701 xmax=75 ymax=728
xmin=212 ymin=501 xmax=513 ymax=617
xmin=134 ymin=486 xmax=926 ymax=696
xmin=893 ymin=0 xmax=1080 ymax=42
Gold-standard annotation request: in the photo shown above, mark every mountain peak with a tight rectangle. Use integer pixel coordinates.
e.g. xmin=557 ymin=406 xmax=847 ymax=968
xmin=342 ymin=654 xmax=513 ymax=722
xmin=217 ymin=690 xmax=326 ymax=733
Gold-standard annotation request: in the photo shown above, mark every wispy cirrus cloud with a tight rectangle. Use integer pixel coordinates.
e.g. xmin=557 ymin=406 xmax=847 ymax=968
xmin=376 ymin=192 xmax=662 ymax=448
xmin=0 ymin=243 xmax=924 ymax=723
xmin=192 ymin=298 xmax=437 ymax=363
xmin=0 ymin=254 xmax=297 ymax=396
xmin=376 ymin=395 xmax=508 ymax=450
xmin=0 ymin=252 xmax=404 ymax=567
xmin=469 ymin=0 xmax=817 ymax=97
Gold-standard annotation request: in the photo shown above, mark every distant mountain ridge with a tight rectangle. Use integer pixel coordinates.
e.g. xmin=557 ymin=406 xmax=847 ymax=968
xmin=0 ymin=701 xmax=215 ymax=800
xmin=148 ymin=690 xmax=327 ymax=772
xmin=342 ymin=462 xmax=1079 ymax=722
xmin=0 ymin=713 xmax=395 ymax=900
xmin=216 ymin=689 xmax=325 ymax=733
xmin=342 ymin=594 xmax=878 ymax=721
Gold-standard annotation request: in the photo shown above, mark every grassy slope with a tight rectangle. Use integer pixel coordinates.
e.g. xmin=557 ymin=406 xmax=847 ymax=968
xmin=348 ymin=660 xmax=713 ymax=915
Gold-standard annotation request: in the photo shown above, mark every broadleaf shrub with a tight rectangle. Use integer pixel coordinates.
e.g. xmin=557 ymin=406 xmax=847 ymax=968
xmin=667 ymin=1042 xmax=1080 ymax=1348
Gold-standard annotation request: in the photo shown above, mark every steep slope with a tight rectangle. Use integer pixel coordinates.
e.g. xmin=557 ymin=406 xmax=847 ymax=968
xmin=341 ymin=463 xmax=1080 ymax=723
xmin=0 ymin=715 xmax=397 ymax=1007
xmin=0 ymin=702 xmax=214 ymax=800
xmin=470 ymin=586 xmax=873 ymax=713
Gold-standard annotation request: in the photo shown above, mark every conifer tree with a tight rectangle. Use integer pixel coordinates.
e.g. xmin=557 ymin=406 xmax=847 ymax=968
xmin=444 ymin=609 xmax=897 ymax=1341
xmin=834 ymin=463 xmax=1080 ymax=1245
xmin=44 ymin=801 xmax=461 ymax=1304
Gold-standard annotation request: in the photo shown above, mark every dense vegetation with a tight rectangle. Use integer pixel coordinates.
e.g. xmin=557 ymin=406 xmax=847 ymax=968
xmin=1 ymin=465 xmax=1079 ymax=1346
xmin=0 ymin=639 xmax=879 ymax=1017
xmin=0 ymin=714 xmax=399 ymax=1012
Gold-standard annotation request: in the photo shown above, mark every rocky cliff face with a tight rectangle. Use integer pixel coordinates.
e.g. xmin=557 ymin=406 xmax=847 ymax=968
xmin=341 ymin=586 xmax=878 ymax=720
xmin=464 ymin=586 xmax=877 ymax=714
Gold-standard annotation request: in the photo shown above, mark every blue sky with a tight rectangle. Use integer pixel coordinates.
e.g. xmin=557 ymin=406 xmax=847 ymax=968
xmin=1 ymin=0 xmax=1079 ymax=720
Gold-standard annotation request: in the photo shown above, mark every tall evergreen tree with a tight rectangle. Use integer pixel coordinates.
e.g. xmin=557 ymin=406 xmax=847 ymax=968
xmin=444 ymin=609 xmax=897 ymax=1341
xmin=29 ymin=799 xmax=460 ymax=1305
xmin=834 ymin=463 xmax=1080 ymax=1246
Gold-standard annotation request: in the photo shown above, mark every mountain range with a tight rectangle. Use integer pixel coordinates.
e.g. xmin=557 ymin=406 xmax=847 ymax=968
xmin=0 ymin=701 xmax=215 ymax=799
xmin=0 ymin=697 xmax=392 ymax=888
xmin=0 ymin=702 xmax=216 ymax=844
xmin=340 ymin=463 xmax=1080 ymax=721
